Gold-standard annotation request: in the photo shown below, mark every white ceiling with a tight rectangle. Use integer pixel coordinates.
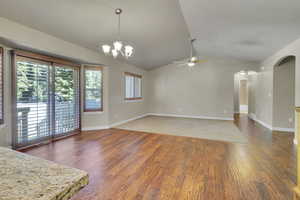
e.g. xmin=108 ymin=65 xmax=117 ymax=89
xmin=0 ymin=0 xmax=300 ymax=69
xmin=178 ymin=0 xmax=300 ymax=62
xmin=0 ymin=0 xmax=191 ymax=69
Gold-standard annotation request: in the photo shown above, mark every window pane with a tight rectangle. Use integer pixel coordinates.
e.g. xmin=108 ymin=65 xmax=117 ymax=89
xmin=16 ymin=59 xmax=51 ymax=143
xmin=55 ymin=66 xmax=80 ymax=135
xmin=85 ymin=69 xmax=102 ymax=110
xmin=125 ymin=75 xmax=134 ymax=98
xmin=134 ymin=77 xmax=142 ymax=98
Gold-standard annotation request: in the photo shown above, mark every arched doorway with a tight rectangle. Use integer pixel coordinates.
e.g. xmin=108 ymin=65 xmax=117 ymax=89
xmin=273 ymin=55 xmax=296 ymax=131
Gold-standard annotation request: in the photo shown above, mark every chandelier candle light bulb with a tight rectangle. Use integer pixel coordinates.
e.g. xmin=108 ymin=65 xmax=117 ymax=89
xmin=100 ymin=8 xmax=134 ymax=59
xmin=125 ymin=45 xmax=134 ymax=58
xmin=102 ymin=45 xmax=111 ymax=55
xmin=113 ymin=41 xmax=123 ymax=51
xmin=112 ymin=49 xmax=119 ymax=58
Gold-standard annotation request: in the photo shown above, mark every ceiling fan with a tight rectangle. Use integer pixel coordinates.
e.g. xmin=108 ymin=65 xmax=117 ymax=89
xmin=173 ymin=38 xmax=207 ymax=67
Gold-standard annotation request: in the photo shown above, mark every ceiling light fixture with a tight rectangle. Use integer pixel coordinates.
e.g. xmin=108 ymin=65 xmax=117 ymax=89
xmin=101 ymin=8 xmax=134 ymax=59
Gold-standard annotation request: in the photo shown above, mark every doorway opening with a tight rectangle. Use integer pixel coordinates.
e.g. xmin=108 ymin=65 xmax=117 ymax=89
xmin=273 ymin=56 xmax=296 ymax=132
xmin=239 ymin=77 xmax=248 ymax=114
xmin=234 ymin=71 xmax=249 ymax=115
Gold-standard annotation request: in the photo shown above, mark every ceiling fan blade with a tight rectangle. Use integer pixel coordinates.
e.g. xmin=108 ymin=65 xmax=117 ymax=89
xmin=194 ymin=60 xmax=208 ymax=64
xmin=173 ymin=57 xmax=190 ymax=63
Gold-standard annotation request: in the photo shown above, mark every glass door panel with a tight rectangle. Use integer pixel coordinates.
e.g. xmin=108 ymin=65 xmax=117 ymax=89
xmin=54 ymin=65 xmax=80 ymax=136
xmin=15 ymin=57 xmax=51 ymax=146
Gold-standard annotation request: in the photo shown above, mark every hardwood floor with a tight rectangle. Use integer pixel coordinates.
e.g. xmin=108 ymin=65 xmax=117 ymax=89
xmin=22 ymin=115 xmax=296 ymax=200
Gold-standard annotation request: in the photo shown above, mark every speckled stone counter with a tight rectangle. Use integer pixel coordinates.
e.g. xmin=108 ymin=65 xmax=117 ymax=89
xmin=0 ymin=147 xmax=88 ymax=200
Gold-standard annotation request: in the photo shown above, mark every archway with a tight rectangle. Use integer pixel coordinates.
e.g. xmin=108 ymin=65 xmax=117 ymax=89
xmin=272 ymin=55 xmax=296 ymax=132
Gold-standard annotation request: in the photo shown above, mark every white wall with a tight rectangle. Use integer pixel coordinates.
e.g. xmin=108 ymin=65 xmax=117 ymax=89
xmin=148 ymin=58 xmax=258 ymax=120
xmin=273 ymin=57 xmax=295 ymax=129
xmin=248 ymin=73 xmax=257 ymax=116
xmin=0 ymin=17 xmax=149 ymax=147
xmin=234 ymin=74 xmax=240 ymax=114
xmin=0 ymin=46 xmax=12 ymax=147
xmin=252 ymin=38 xmax=300 ymax=131
xmin=108 ymin=64 xmax=149 ymax=125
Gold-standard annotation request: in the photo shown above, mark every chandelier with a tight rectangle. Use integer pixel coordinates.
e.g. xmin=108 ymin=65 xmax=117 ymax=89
xmin=101 ymin=8 xmax=134 ymax=59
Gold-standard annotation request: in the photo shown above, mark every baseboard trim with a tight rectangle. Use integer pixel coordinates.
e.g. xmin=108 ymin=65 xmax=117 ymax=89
xmin=148 ymin=113 xmax=234 ymax=121
xmin=248 ymin=113 xmax=273 ymax=130
xmin=81 ymin=125 xmax=109 ymax=131
xmin=248 ymin=113 xmax=294 ymax=133
xmin=82 ymin=112 xmax=236 ymax=131
xmin=272 ymin=127 xmax=294 ymax=132
xmin=109 ymin=114 xmax=149 ymax=128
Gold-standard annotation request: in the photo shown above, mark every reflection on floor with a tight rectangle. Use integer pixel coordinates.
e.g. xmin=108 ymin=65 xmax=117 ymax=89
xmin=115 ymin=115 xmax=248 ymax=143
xmin=22 ymin=114 xmax=296 ymax=200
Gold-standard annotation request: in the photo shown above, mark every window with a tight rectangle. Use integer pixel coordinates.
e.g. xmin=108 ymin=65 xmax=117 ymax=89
xmin=125 ymin=72 xmax=142 ymax=100
xmin=84 ymin=66 xmax=103 ymax=112
xmin=0 ymin=47 xmax=3 ymax=124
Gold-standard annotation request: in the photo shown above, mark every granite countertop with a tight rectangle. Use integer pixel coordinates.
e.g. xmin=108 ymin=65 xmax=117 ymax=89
xmin=0 ymin=147 xmax=88 ymax=200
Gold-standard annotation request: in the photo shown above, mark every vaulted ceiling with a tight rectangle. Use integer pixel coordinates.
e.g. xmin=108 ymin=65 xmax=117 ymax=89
xmin=0 ymin=0 xmax=300 ymax=69
xmin=178 ymin=0 xmax=300 ymax=62
xmin=0 ymin=0 xmax=191 ymax=69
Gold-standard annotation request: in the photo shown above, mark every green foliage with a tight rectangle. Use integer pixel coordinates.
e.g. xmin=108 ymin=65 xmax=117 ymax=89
xmin=17 ymin=61 xmax=76 ymax=102
xmin=55 ymin=67 xmax=75 ymax=101
xmin=85 ymin=70 xmax=102 ymax=100
xmin=17 ymin=62 xmax=49 ymax=102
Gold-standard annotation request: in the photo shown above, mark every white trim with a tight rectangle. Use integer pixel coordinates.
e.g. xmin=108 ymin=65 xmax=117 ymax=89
xmin=83 ymin=111 xmax=104 ymax=115
xmin=82 ymin=112 xmax=237 ymax=131
xmin=252 ymin=118 xmax=273 ymax=130
xmin=272 ymin=127 xmax=294 ymax=132
xmin=294 ymin=138 xmax=298 ymax=145
xmin=248 ymin=114 xmax=273 ymax=130
xmin=110 ymin=114 xmax=149 ymax=127
xmin=148 ymin=113 xmax=234 ymax=121
xmin=83 ymin=114 xmax=149 ymax=131
xmin=248 ymin=113 xmax=295 ymax=133
xmin=81 ymin=125 xmax=109 ymax=131
xmin=124 ymin=99 xmax=143 ymax=103
xmin=248 ymin=113 xmax=256 ymax=120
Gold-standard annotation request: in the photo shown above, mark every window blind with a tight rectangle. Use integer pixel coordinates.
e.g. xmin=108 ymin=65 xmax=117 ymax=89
xmin=15 ymin=57 xmax=52 ymax=144
xmin=54 ymin=64 xmax=80 ymax=135
xmin=12 ymin=51 xmax=81 ymax=149
xmin=125 ymin=72 xmax=142 ymax=100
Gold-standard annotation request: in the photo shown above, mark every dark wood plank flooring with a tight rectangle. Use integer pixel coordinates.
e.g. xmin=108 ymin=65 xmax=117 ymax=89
xmin=22 ymin=115 xmax=296 ymax=200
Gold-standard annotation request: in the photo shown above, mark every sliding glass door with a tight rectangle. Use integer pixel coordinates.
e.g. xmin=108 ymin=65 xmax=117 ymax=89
xmin=12 ymin=51 xmax=80 ymax=149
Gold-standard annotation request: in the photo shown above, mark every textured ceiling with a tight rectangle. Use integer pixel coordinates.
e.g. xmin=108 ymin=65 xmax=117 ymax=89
xmin=0 ymin=0 xmax=191 ymax=69
xmin=0 ymin=0 xmax=300 ymax=69
xmin=178 ymin=0 xmax=300 ymax=62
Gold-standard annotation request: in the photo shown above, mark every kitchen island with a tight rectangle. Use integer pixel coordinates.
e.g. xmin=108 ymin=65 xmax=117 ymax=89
xmin=0 ymin=147 xmax=88 ymax=200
